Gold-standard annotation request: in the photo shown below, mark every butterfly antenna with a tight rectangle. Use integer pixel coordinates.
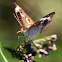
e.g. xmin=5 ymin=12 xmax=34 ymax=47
xmin=12 ymin=0 xmax=18 ymax=8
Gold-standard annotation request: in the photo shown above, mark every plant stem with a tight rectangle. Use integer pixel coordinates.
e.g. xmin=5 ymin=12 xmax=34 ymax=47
xmin=0 ymin=47 xmax=8 ymax=62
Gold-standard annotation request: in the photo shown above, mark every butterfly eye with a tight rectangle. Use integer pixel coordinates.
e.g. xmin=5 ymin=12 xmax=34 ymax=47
xmin=26 ymin=18 xmax=31 ymax=24
xmin=28 ymin=19 xmax=30 ymax=22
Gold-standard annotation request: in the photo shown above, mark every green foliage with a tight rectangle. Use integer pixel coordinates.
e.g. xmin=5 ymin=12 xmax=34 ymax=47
xmin=0 ymin=0 xmax=61 ymax=62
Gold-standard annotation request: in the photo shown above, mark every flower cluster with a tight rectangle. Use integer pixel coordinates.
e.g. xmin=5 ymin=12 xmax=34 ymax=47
xmin=4 ymin=34 xmax=57 ymax=62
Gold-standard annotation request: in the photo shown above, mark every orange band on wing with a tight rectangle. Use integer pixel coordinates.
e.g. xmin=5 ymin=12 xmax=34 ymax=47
xmin=35 ymin=22 xmax=40 ymax=25
xmin=29 ymin=19 xmax=34 ymax=24
xmin=20 ymin=9 xmax=24 ymax=14
xmin=18 ymin=16 xmax=21 ymax=18
xmin=20 ymin=21 xmax=22 ymax=23
xmin=31 ymin=25 xmax=35 ymax=27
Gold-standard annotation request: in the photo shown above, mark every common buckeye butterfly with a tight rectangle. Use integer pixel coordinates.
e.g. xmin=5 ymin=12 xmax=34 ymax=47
xmin=12 ymin=0 xmax=55 ymax=38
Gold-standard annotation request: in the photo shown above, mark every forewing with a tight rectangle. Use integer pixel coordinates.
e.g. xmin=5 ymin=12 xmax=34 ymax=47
xmin=25 ymin=12 xmax=55 ymax=38
xmin=12 ymin=0 xmax=34 ymax=29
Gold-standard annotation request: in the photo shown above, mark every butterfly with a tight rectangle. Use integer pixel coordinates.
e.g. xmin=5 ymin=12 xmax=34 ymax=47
xmin=12 ymin=0 xmax=55 ymax=38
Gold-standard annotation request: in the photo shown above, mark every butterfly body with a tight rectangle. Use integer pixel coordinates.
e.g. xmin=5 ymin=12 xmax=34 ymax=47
xmin=12 ymin=0 xmax=55 ymax=38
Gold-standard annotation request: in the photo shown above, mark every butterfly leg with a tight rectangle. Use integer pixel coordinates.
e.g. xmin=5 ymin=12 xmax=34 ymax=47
xmin=18 ymin=35 xmax=33 ymax=39
xmin=18 ymin=36 xmax=26 ymax=39
xmin=17 ymin=31 xmax=21 ymax=34
xmin=29 ymin=36 xmax=33 ymax=40
xmin=18 ymin=36 xmax=32 ymax=39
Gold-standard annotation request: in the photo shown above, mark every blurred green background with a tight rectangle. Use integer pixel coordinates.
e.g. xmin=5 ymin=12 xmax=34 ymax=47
xmin=0 ymin=0 xmax=62 ymax=62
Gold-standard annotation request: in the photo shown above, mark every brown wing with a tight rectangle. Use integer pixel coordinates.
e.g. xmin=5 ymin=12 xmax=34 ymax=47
xmin=24 ymin=12 xmax=55 ymax=38
xmin=12 ymin=0 xmax=34 ymax=29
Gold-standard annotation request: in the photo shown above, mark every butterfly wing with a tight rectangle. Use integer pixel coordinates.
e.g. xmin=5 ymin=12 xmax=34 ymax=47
xmin=12 ymin=0 xmax=34 ymax=29
xmin=24 ymin=12 xmax=55 ymax=38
